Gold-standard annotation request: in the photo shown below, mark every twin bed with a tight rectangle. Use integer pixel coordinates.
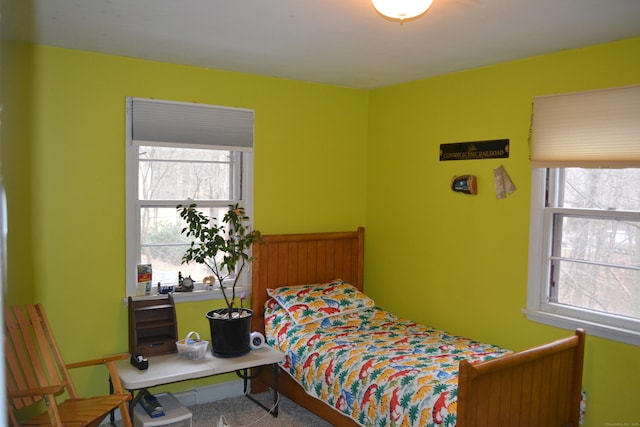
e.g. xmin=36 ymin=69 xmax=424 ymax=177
xmin=250 ymin=227 xmax=585 ymax=426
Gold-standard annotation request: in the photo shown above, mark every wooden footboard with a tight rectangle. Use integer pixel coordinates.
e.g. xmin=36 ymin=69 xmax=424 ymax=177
xmin=250 ymin=228 xmax=586 ymax=427
xmin=255 ymin=329 xmax=586 ymax=427
xmin=457 ymin=328 xmax=585 ymax=427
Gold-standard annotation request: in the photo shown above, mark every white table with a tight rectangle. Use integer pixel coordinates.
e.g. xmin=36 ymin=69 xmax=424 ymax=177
xmin=114 ymin=346 xmax=285 ymax=421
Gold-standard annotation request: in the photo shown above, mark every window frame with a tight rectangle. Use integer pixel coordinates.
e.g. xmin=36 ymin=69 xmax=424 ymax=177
xmin=125 ymin=98 xmax=254 ymax=301
xmin=526 ymin=168 xmax=640 ymax=346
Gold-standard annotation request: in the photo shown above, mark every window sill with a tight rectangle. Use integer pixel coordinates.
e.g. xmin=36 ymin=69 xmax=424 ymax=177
xmin=523 ymin=308 xmax=640 ymax=347
xmin=124 ymin=285 xmax=249 ymax=305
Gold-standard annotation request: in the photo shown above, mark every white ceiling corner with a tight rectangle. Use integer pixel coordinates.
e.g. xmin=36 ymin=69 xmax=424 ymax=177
xmin=3 ymin=0 xmax=640 ymax=89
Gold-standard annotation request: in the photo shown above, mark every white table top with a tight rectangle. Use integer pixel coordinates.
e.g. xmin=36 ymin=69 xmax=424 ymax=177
xmin=116 ymin=346 xmax=285 ymax=390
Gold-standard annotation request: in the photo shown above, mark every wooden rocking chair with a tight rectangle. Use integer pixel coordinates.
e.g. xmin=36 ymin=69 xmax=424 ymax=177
xmin=5 ymin=304 xmax=133 ymax=427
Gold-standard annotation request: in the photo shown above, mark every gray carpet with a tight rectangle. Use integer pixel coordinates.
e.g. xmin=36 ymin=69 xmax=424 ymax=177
xmin=189 ymin=392 xmax=335 ymax=427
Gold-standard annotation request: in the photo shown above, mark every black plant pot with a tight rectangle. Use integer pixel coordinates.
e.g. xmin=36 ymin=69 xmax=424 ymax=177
xmin=206 ymin=308 xmax=253 ymax=358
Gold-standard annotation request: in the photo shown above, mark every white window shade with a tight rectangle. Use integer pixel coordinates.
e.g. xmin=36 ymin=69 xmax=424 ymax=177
xmin=530 ymin=84 xmax=640 ymax=168
xmin=128 ymin=97 xmax=254 ymax=151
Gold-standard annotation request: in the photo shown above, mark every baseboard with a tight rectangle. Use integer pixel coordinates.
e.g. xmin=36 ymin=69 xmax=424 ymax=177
xmin=103 ymin=380 xmax=244 ymax=425
xmin=173 ymin=380 xmax=245 ymax=406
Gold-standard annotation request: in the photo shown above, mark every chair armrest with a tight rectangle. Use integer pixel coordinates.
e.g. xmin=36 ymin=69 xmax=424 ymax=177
xmin=66 ymin=353 xmax=131 ymax=395
xmin=66 ymin=353 xmax=128 ymax=370
xmin=8 ymin=385 xmax=64 ymax=399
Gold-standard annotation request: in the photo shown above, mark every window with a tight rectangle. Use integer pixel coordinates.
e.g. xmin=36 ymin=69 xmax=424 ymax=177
xmin=526 ymin=85 xmax=640 ymax=346
xmin=125 ymin=98 xmax=254 ymax=298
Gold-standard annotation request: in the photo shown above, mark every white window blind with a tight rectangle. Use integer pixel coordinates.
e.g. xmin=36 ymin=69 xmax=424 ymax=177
xmin=529 ymin=84 xmax=640 ymax=168
xmin=128 ymin=97 xmax=254 ymax=151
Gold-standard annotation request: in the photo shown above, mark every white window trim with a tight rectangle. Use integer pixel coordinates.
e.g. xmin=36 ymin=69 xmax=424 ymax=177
xmin=525 ymin=168 xmax=640 ymax=346
xmin=125 ymin=98 xmax=255 ymax=301
xmin=125 ymin=148 xmax=254 ymax=302
xmin=124 ymin=285 xmax=251 ymax=305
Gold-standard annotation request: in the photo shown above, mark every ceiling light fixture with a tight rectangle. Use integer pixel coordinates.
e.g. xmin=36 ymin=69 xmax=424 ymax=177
xmin=371 ymin=0 xmax=434 ymax=21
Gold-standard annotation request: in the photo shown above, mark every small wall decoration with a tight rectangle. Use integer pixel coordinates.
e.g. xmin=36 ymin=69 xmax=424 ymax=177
xmin=493 ymin=164 xmax=516 ymax=199
xmin=440 ymin=139 xmax=509 ymax=161
xmin=451 ymin=175 xmax=478 ymax=195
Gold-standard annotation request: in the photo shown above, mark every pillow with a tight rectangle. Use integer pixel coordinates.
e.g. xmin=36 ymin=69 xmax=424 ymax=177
xmin=266 ymin=280 xmax=375 ymax=325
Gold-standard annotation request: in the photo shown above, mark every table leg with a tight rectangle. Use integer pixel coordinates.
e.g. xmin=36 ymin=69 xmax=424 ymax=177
xmin=109 ymin=377 xmax=115 ymax=425
xmin=272 ymin=363 xmax=279 ymax=417
xmin=130 ymin=391 xmax=136 ymax=422
xmin=235 ymin=364 xmax=279 ymax=417
xmin=109 ymin=372 xmax=135 ymax=424
xmin=129 ymin=390 xmax=141 ymax=419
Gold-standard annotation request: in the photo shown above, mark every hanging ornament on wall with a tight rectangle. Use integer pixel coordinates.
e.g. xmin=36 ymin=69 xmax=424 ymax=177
xmin=451 ymin=175 xmax=477 ymax=195
xmin=493 ymin=165 xmax=516 ymax=199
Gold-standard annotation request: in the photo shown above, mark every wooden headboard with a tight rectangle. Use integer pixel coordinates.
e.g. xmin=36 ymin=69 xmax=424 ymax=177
xmin=250 ymin=227 xmax=364 ymax=335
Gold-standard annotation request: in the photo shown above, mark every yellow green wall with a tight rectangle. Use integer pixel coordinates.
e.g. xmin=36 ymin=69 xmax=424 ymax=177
xmin=365 ymin=37 xmax=640 ymax=425
xmin=1 ymin=43 xmax=368 ymax=394
xmin=2 ymin=36 xmax=639 ymax=425
xmin=1 ymin=41 xmax=35 ymax=304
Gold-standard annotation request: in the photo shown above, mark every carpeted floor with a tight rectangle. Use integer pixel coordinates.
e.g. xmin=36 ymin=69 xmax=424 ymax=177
xmin=189 ymin=392 xmax=335 ymax=427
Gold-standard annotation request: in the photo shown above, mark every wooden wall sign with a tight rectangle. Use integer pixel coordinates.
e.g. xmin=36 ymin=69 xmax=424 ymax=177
xmin=440 ymin=139 xmax=509 ymax=161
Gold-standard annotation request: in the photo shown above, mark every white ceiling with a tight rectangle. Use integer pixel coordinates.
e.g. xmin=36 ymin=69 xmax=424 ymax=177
xmin=3 ymin=0 xmax=640 ymax=89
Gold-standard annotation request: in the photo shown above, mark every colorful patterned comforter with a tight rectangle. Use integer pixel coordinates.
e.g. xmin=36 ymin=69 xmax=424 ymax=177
xmin=264 ymin=297 xmax=512 ymax=427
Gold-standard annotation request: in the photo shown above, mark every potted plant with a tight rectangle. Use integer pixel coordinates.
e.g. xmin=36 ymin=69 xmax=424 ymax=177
xmin=177 ymin=203 xmax=263 ymax=357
